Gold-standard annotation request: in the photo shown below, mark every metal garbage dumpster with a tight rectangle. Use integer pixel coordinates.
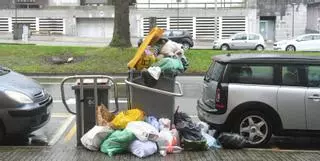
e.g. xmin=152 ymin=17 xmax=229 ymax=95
xmin=125 ymin=70 xmax=183 ymax=122
xmin=60 ymin=75 xmax=118 ymax=146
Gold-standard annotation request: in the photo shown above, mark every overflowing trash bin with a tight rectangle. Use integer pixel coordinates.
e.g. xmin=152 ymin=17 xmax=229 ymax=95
xmin=60 ymin=75 xmax=119 ymax=146
xmin=60 ymin=27 xmax=239 ymax=159
xmin=125 ymin=70 xmax=182 ymax=123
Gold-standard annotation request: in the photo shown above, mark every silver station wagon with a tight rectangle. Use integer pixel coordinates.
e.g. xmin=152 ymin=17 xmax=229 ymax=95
xmin=197 ymin=54 xmax=320 ymax=146
xmin=0 ymin=66 xmax=52 ymax=142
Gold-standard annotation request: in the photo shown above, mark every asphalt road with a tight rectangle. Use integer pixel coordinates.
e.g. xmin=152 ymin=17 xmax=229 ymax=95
xmin=2 ymin=75 xmax=320 ymax=151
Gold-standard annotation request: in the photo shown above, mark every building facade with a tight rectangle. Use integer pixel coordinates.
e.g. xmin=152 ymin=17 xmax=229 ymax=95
xmin=0 ymin=0 xmax=317 ymax=42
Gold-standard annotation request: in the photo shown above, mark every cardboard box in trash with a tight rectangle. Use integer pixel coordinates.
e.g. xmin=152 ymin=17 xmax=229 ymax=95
xmin=127 ymin=27 xmax=164 ymax=70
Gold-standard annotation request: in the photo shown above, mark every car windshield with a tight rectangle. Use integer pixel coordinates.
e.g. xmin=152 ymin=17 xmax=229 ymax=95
xmin=204 ymin=62 xmax=225 ymax=82
xmin=295 ymin=35 xmax=306 ymax=41
xmin=0 ymin=66 xmax=10 ymax=76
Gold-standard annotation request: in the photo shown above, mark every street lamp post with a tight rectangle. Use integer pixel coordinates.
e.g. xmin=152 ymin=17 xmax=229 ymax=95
xmin=215 ymin=0 xmax=218 ymax=40
xmin=291 ymin=3 xmax=296 ymax=38
xmin=13 ymin=0 xmax=18 ymax=40
xmin=177 ymin=0 xmax=181 ymax=30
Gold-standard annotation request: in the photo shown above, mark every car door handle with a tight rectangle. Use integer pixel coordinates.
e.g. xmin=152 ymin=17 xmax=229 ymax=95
xmin=308 ymin=94 xmax=320 ymax=100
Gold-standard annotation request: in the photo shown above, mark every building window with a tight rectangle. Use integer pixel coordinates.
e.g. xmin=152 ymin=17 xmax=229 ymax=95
xmin=17 ymin=0 xmax=36 ymax=3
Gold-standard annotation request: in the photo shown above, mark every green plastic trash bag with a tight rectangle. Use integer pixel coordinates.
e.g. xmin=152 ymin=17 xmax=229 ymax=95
xmin=152 ymin=57 xmax=184 ymax=73
xmin=100 ymin=130 xmax=136 ymax=156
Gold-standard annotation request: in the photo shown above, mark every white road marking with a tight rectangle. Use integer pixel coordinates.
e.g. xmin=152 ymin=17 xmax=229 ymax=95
xmin=40 ymin=82 xmax=126 ymax=85
xmin=40 ymin=82 xmax=74 ymax=85
xmin=53 ymin=99 xmax=128 ymax=104
xmin=48 ymin=115 xmax=75 ymax=146
xmin=51 ymin=113 xmax=73 ymax=118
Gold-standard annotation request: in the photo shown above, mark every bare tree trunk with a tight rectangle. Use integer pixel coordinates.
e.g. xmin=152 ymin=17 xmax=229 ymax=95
xmin=109 ymin=0 xmax=132 ymax=47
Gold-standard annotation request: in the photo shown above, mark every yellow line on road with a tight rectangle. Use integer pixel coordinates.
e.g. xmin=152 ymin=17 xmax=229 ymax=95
xmin=51 ymin=113 xmax=73 ymax=118
xmin=64 ymin=123 xmax=76 ymax=142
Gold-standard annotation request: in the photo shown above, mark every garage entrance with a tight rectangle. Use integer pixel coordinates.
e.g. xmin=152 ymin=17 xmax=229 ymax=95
xmin=76 ymin=18 xmax=114 ymax=38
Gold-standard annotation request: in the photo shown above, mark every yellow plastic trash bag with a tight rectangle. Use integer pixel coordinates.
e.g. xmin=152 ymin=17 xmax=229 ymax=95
xmin=135 ymin=54 xmax=156 ymax=71
xmin=111 ymin=109 xmax=145 ymax=129
xmin=127 ymin=27 xmax=164 ymax=70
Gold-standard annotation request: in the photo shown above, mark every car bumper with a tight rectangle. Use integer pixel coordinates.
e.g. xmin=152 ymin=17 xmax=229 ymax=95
xmin=4 ymin=96 xmax=53 ymax=134
xmin=196 ymin=99 xmax=228 ymax=131
xmin=273 ymin=47 xmax=283 ymax=50
xmin=273 ymin=45 xmax=285 ymax=51
xmin=212 ymin=44 xmax=221 ymax=50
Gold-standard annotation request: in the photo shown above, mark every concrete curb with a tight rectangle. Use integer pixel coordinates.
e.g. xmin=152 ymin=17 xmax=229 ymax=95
xmin=23 ymin=72 xmax=205 ymax=77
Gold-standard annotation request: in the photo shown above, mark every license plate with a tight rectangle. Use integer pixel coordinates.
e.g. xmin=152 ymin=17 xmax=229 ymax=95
xmin=46 ymin=104 xmax=53 ymax=115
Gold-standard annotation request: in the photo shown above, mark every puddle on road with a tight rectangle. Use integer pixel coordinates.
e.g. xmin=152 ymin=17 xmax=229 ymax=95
xmin=0 ymin=134 xmax=48 ymax=146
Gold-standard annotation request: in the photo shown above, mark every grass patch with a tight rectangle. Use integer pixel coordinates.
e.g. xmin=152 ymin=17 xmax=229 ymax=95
xmin=0 ymin=44 xmax=319 ymax=74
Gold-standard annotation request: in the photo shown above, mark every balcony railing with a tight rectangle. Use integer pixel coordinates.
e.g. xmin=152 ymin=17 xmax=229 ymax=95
xmin=134 ymin=2 xmax=247 ymax=9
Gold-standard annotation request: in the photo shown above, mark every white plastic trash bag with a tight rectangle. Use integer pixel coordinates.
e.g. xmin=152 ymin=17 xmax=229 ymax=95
xmin=201 ymin=132 xmax=221 ymax=149
xmin=196 ymin=121 xmax=209 ymax=133
xmin=125 ymin=121 xmax=159 ymax=142
xmin=81 ymin=125 xmax=114 ymax=151
xmin=157 ymin=129 xmax=182 ymax=156
xmin=159 ymin=118 xmax=171 ymax=131
xmin=129 ymin=140 xmax=158 ymax=158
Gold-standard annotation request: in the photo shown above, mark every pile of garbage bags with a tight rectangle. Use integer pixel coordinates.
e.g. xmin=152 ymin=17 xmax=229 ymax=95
xmin=136 ymin=38 xmax=189 ymax=87
xmin=81 ymin=104 xmax=245 ymax=158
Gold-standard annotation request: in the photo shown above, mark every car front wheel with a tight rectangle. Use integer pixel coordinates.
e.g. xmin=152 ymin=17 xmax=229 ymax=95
xmin=286 ymin=45 xmax=296 ymax=52
xmin=234 ymin=111 xmax=272 ymax=147
xmin=221 ymin=44 xmax=229 ymax=51
xmin=255 ymin=45 xmax=264 ymax=51
xmin=182 ymin=42 xmax=191 ymax=50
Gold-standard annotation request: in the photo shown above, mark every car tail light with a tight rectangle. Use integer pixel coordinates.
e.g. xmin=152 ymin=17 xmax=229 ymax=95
xmin=215 ymin=88 xmax=225 ymax=109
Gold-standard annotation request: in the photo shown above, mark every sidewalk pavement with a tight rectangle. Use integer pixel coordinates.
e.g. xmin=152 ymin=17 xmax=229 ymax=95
xmin=0 ymin=122 xmax=320 ymax=161
xmin=1 ymin=141 xmax=320 ymax=161
xmin=0 ymin=34 xmax=242 ymax=49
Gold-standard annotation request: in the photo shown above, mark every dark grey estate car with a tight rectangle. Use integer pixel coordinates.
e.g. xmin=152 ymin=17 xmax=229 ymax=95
xmin=138 ymin=30 xmax=194 ymax=49
xmin=0 ymin=66 xmax=52 ymax=142
xmin=198 ymin=54 xmax=320 ymax=147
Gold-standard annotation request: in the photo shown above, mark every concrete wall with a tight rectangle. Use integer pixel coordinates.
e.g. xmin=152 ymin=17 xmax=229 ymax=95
xmin=0 ymin=0 xmax=12 ymax=9
xmin=307 ymin=3 xmax=320 ymax=32
xmin=0 ymin=5 xmax=257 ymax=38
xmin=275 ymin=3 xmax=307 ymax=41
xmin=0 ymin=0 xmax=50 ymax=9
xmin=258 ymin=0 xmax=306 ymax=17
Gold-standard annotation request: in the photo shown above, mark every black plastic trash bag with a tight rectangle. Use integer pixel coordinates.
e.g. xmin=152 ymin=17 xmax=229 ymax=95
xmin=217 ymin=133 xmax=247 ymax=149
xmin=174 ymin=111 xmax=203 ymax=141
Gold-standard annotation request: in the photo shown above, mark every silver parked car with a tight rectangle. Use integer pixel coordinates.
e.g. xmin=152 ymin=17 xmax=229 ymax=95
xmin=273 ymin=34 xmax=320 ymax=51
xmin=0 ymin=66 xmax=52 ymax=142
xmin=213 ymin=32 xmax=266 ymax=51
xmin=197 ymin=54 xmax=320 ymax=146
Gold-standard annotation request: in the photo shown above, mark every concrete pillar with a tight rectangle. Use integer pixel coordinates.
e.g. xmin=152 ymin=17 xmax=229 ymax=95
xmin=63 ymin=18 xmax=66 ymax=35
xmin=166 ymin=17 xmax=170 ymax=30
xmin=35 ymin=17 xmax=40 ymax=32
xmin=192 ymin=17 xmax=196 ymax=39
xmin=219 ymin=16 xmax=222 ymax=40
xmin=8 ymin=17 xmax=12 ymax=33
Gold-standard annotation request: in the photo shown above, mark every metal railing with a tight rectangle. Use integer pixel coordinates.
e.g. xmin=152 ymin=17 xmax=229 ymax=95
xmin=134 ymin=2 xmax=247 ymax=9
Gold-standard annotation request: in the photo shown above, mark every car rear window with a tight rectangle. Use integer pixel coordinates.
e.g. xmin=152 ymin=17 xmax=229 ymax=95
xmin=204 ymin=62 xmax=225 ymax=82
xmin=228 ymin=64 xmax=274 ymax=85
xmin=249 ymin=34 xmax=260 ymax=40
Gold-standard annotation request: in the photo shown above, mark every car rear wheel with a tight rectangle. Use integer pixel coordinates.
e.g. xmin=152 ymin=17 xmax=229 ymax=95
xmin=221 ymin=44 xmax=229 ymax=51
xmin=233 ymin=111 xmax=272 ymax=147
xmin=182 ymin=42 xmax=191 ymax=50
xmin=286 ymin=45 xmax=296 ymax=52
xmin=0 ymin=124 xmax=4 ymax=143
xmin=255 ymin=45 xmax=264 ymax=51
